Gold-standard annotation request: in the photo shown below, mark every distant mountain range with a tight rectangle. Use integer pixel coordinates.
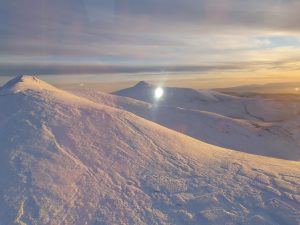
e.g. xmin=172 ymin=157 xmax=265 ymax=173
xmin=216 ymin=82 xmax=300 ymax=94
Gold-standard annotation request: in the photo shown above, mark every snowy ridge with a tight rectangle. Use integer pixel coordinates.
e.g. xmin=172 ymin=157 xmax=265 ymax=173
xmin=114 ymin=81 xmax=239 ymax=105
xmin=0 ymin=75 xmax=57 ymax=95
xmin=74 ymin=89 xmax=300 ymax=161
xmin=0 ymin=76 xmax=299 ymax=225
xmin=114 ymin=81 xmax=300 ymax=122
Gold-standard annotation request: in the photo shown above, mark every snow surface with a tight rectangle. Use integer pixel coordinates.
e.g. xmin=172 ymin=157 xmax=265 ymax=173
xmin=115 ymin=81 xmax=239 ymax=105
xmin=0 ymin=75 xmax=56 ymax=95
xmin=74 ymin=87 xmax=300 ymax=161
xmin=114 ymin=81 xmax=300 ymax=122
xmin=0 ymin=76 xmax=300 ymax=225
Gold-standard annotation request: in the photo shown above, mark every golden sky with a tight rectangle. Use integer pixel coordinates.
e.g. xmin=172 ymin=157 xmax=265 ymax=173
xmin=0 ymin=0 xmax=300 ymax=88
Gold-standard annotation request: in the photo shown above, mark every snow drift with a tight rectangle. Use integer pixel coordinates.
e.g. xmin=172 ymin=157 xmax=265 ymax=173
xmin=75 ymin=86 xmax=300 ymax=161
xmin=0 ymin=76 xmax=299 ymax=225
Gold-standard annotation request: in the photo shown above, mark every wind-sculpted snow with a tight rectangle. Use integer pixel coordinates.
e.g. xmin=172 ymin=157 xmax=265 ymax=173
xmin=0 ymin=76 xmax=299 ymax=225
xmin=73 ymin=89 xmax=300 ymax=161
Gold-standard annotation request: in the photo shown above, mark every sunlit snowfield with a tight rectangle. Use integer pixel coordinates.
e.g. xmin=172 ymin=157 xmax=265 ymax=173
xmin=2 ymin=0 xmax=300 ymax=223
xmin=0 ymin=75 xmax=299 ymax=225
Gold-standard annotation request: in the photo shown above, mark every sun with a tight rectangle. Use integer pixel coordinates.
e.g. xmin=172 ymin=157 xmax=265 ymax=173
xmin=154 ymin=87 xmax=164 ymax=99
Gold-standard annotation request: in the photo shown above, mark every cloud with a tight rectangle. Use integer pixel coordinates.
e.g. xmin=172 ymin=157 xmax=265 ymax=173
xmin=0 ymin=63 xmax=243 ymax=75
xmin=106 ymin=0 xmax=300 ymax=33
xmin=1 ymin=54 xmax=300 ymax=76
xmin=1 ymin=0 xmax=300 ymax=76
xmin=2 ymin=0 xmax=300 ymax=40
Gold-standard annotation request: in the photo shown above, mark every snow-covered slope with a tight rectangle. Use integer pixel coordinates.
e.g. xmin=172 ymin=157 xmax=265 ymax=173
xmin=114 ymin=81 xmax=300 ymax=122
xmin=73 ymin=89 xmax=300 ymax=161
xmin=0 ymin=76 xmax=300 ymax=225
xmin=115 ymin=80 xmax=239 ymax=105
xmin=0 ymin=75 xmax=56 ymax=94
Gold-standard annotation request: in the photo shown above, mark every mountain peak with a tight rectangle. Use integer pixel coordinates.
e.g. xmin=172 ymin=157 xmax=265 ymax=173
xmin=0 ymin=75 xmax=56 ymax=95
xmin=135 ymin=81 xmax=150 ymax=87
xmin=3 ymin=75 xmax=38 ymax=86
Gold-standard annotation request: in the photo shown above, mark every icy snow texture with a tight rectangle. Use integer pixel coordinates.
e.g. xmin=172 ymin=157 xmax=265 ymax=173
xmin=0 ymin=76 xmax=299 ymax=225
xmin=74 ymin=83 xmax=300 ymax=161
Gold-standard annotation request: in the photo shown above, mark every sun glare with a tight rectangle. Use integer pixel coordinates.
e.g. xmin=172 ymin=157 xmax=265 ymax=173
xmin=154 ymin=87 xmax=164 ymax=99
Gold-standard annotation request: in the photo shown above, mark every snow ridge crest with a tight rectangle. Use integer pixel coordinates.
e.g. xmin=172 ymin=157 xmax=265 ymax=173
xmin=0 ymin=75 xmax=56 ymax=95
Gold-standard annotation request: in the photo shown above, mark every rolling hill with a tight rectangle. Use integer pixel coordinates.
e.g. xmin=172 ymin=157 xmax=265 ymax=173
xmin=0 ymin=76 xmax=299 ymax=225
xmin=73 ymin=84 xmax=300 ymax=161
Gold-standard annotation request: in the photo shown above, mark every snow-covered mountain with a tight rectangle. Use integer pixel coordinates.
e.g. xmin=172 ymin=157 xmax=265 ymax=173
xmin=114 ymin=80 xmax=239 ymax=106
xmin=114 ymin=81 xmax=300 ymax=122
xmin=0 ymin=76 xmax=299 ymax=225
xmin=74 ymin=85 xmax=300 ymax=161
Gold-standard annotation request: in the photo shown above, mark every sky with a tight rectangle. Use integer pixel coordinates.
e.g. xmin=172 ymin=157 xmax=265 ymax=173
xmin=1 ymin=0 xmax=300 ymax=88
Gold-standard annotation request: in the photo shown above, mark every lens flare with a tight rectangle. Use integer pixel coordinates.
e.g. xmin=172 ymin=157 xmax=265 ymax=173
xmin=154 ymin=87 xmax=164 ymax=99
